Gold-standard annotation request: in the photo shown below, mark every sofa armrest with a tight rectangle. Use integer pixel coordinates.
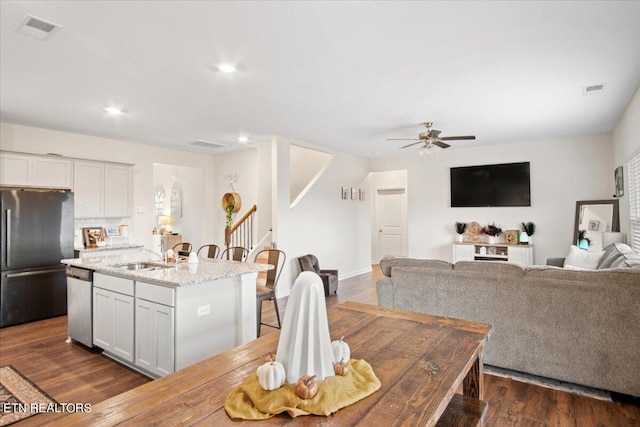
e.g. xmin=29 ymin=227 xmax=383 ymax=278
xmin=376 ymin=277 xmax=393 ymax=307
xmin=320 ymin=269 xmax=338 ymax=279
xmin=546 ymin=258 xmax=565 ymax=267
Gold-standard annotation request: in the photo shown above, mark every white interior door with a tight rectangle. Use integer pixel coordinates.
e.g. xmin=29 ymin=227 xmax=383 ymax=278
xmin=375 ymin=188 xmax=407 ymax=261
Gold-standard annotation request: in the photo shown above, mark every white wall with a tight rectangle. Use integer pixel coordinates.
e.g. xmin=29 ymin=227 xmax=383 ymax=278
xmin=273 ymin=136 xmax=371 ymax=297
xmin=613 ymin=85 xmax=640 ymax=238
xmin=153 ymin=163 xmax=207 ymax=250
xmin=368 ymin=134 xmax=614 ymax=264
xmin=211 ymin=148 xmax=259 ymax=246
xmin=289 ymin=144 xmax=334 ymax=205
xmin=0 ymin=122 xmax=215 ymax=250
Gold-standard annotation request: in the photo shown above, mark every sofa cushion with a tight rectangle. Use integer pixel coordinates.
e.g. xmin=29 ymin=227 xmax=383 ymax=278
xmin=563 ymin=245 xmax=604 ymax=270
xmin=597 ymin=243 xmax=640 ymax=269
xmin=379 ymin=256 xmax=452 ymax=277
xmin=525 ymin=264 xmax=640 ymax=286
xmin=453 ymin=260 xmax=525 ymax=277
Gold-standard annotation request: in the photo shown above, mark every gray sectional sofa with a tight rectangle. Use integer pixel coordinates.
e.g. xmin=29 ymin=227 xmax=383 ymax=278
xmin=376 ymin=243 xmax=640 ymax=396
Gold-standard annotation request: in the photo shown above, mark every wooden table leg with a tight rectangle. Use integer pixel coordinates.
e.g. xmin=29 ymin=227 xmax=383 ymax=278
xmin=463 ymin=352 xmax=484 ymax=400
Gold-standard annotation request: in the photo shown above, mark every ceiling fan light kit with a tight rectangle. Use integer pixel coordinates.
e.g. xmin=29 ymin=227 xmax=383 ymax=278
xmin=389 ymin=122 xmax=476 ymax=155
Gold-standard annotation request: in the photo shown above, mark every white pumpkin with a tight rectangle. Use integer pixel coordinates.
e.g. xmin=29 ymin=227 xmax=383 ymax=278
xmin=331 ymin=336 xmax=351 ymax=363
xmin=257 ymin=360 xmax=286 ymax=391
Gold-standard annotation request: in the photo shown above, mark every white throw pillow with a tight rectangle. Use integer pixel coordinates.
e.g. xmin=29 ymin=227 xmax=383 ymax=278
xmin=563 ymin=245 xmax=605 ymax=270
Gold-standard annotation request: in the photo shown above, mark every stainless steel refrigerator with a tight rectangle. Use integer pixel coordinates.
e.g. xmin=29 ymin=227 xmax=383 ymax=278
xmin=1 ymin=189 xmax=74 ymax=327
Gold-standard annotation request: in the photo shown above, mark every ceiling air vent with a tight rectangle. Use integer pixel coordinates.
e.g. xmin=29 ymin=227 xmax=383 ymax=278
xmin=187 ymin=140 xmax=227 ymax=150
xmin=15 ymin=14 xmax=62 ymax=40
xmin=583 ymin=84 xmax=605 ymax=96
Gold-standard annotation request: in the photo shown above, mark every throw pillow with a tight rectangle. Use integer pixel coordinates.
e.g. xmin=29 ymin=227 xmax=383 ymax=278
xmin=563 ymin=245 xmax=605 ymax=270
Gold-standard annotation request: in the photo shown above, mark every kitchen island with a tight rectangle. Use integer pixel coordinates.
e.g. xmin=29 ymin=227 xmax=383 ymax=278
xmin=61 ymin=254 xmax=272 ymax=378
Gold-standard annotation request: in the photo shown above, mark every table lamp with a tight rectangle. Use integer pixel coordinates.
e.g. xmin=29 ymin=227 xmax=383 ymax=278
xmin=602 ymin=232 xmax=626 ymax=248
xmin=159 ymin=215 xmax=173 ymax=235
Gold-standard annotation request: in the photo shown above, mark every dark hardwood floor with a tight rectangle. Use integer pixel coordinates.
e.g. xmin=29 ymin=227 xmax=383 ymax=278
xmin=1 ymin=265 xmax=638 ymax=426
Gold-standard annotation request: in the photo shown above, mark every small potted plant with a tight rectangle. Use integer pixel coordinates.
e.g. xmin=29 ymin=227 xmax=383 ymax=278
xmin=481 ymin=223 xmax=502 ymax=244
xmin=225 ymin=204 xmax=234 ymax=228
xmin=520 ymin=222 xmax=536 ymax=244
xmin=455 ymin=222 xmax=467 ymax=242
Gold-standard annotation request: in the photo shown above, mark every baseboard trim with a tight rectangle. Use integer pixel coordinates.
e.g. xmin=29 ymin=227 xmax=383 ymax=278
xmin=339 ymin=266 xmax=373 ymax=280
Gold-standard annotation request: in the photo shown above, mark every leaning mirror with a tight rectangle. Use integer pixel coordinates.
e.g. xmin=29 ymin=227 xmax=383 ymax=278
xmin=573 ymin=199 xmax=620 ymax=251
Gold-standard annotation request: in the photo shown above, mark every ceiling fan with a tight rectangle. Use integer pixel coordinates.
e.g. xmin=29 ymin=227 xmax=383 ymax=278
xmin=388 ymin=122 xmax=476 ymax=155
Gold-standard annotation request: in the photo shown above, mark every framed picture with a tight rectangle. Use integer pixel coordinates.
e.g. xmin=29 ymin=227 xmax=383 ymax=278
xmin=351 ymin=188 xmax=357 ymax=200
xmin=82 ymin=227 xmax=104 ymax=247
xmin=614 ymin=166 xmax=624 ymax=197
xmin=359 ymin=188 xmax=365 ymax=201
xmin=104 ymin=227 xmax=119 ymax=237
xmin=341 ymin=187 xmax=349 ymax=200
xmin=588 ymin=219 xmax=600 ymax=231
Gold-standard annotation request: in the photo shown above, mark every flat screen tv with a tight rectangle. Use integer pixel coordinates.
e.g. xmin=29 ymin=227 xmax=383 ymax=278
xmin=450 ymin=162 xmax=531 ymax=207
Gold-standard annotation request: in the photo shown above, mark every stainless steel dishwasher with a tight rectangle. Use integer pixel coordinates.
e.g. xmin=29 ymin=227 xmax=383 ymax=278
xmin=66 ymin=265 xmax=94 ymax=347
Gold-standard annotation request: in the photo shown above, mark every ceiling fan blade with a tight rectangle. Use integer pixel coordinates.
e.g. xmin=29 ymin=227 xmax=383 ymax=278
xmin=439 ymin=135 xmax=476 ymax=141
xmin=432 ymin=140 xmax=450 ymax=149
xmin=387 ymin=138 xmax=421 ymax=141
xmin=428 ymin=129 xmax=441 ymax=138
xmin=400 ymin=141 xmax=424 ymax=149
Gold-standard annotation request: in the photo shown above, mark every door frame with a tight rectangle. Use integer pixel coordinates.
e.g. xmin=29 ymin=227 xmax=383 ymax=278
xmin=373 ymin=185 xmax=408 ymax=263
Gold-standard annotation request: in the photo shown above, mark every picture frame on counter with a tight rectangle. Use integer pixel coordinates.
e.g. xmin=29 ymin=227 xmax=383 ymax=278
xmin=82 ymin=227 xmax=104 ymax=247
xmin=341 ymin=187 xmax=348 ymax=200
xmin=104 ymin=227 xmax=119 ymax=237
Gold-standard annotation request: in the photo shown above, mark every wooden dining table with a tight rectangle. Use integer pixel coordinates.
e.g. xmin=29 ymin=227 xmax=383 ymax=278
xmin=51 ymin=301 xmax=492 ymax=426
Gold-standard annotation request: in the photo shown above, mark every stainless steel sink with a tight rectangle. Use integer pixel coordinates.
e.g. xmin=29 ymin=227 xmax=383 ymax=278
xmin=114 ymin=262 xmax=173 ymax=271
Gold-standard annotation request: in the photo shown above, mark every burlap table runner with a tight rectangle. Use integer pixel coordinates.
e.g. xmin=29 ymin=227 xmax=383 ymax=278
xmin=225 ymin=359 xmax=380 ymax=419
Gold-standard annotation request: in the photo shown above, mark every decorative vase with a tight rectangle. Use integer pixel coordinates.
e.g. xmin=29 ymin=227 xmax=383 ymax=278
xmin=488 ymin=235 xmax=496 ymax=244
xmin=519 ymin=231 xmax=529 ymax=244
xmin=456 ymin=234 xmax=464 ymax=243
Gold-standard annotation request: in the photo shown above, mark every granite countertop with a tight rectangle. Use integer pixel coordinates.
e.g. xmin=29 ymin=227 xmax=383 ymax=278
xmin=61 ymin=254 xmax=273 ymax=288
xmin=75 ymin=244 xmax=144 ymax=253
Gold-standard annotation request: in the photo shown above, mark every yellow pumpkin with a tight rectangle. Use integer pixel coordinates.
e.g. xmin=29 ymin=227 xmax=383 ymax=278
xmin=295 ymin=375 xmax=318 ymax=399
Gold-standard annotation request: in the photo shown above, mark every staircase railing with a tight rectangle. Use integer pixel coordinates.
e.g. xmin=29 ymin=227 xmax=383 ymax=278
xmin=225 ymin=205 xmax=257 ymax=256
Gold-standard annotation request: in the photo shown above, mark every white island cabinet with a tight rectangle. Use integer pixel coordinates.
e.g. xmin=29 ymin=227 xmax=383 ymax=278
xmin=65 ymin=256 xmax=271 ymax=379
xmin=135 ymin=281 xmax=175 ymax=377
xmin=93 ymin=273 xmax=135 ymax=363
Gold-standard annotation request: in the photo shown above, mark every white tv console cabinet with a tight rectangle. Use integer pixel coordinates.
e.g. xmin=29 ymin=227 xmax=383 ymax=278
xmin=453 ymin=242 xmax=533 ymax=266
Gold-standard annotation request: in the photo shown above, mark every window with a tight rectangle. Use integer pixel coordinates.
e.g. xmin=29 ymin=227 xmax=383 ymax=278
xmin=629 ymin=152 xmax=640 ymax=250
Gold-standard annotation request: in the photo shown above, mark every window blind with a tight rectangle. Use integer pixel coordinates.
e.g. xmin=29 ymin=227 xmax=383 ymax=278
xmin=629 ymin=152 xmax=640 ymax=250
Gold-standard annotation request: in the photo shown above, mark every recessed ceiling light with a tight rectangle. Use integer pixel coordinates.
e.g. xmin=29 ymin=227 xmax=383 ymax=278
xmin=103 ymin=106 xmax=123 ymax=115
xmin=238 ymin=136 xmax=249 ymax=143
xmin=218 ymin=63 xmax=236 ymax=73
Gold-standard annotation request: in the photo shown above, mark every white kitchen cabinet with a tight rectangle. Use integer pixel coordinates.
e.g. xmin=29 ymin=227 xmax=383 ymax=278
xmin=104 ymin=164 xmax=131 ymax=217
xmin=93 ymin=273 xmax=135 ymax=363
xmin=135 ymin=281 xmax=175 ymax=377
xmin=74 ymin=161 xmax=104 ymax=218
xmin=135 ymin=298 xmax=175 ymax=377
xmin=74 ymin=161 xmax=132 ymax=218
xmin=0 ymin=151 xmax=72 ymax=189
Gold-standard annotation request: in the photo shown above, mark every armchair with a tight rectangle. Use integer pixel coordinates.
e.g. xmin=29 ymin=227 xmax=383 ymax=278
xmin=297 ymin=254 xmax=338 ymax=296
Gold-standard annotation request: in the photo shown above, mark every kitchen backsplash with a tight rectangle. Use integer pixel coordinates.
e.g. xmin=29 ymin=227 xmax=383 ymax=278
xmin=74 ymin=219 xmax=130 ymax=248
